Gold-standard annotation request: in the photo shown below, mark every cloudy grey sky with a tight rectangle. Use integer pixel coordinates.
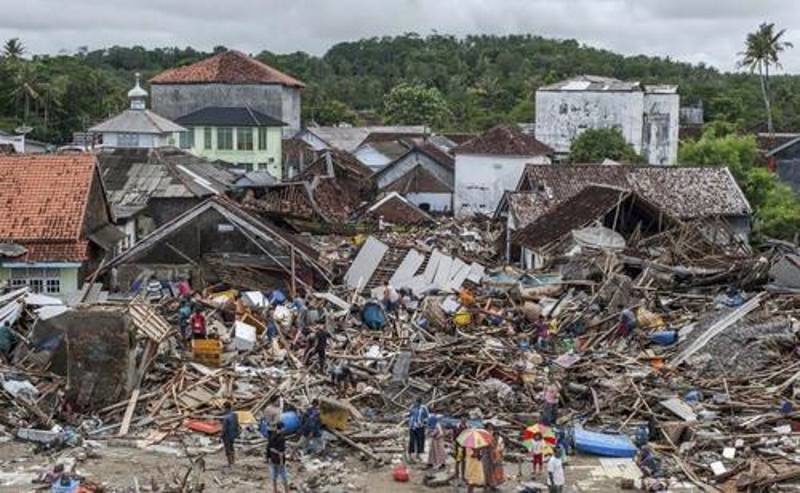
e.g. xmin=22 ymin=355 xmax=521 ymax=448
xmin=1 ymin=0 xmax=797 ymax=72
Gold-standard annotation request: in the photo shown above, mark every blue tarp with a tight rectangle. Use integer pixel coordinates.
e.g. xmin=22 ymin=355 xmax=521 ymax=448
xmin=574 ymin=427 xmax=637 ymax=458
xmin=361 ymin=302 xmax=386 ymax=330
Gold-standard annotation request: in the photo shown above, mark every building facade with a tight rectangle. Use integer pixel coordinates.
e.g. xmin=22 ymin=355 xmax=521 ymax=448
xmin=174 ymin=107 xmax=284 ymax=174
xmin=150 ymin=50 xmax=304 ymax=135
xmin=535 ymin=75 xmax=679 ymax=165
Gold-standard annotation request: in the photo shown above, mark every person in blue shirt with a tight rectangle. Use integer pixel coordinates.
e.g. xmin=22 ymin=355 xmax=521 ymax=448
xmin=221 ymin=402 xmax=240 ymax=469
xmin=408 ymin=398 xmax=430 ymax=462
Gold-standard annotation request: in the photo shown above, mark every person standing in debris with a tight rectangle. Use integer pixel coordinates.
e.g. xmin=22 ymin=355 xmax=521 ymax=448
xmin=465 ymin=447 xmax=486 ymax=492
xmin=300 ymin=400 xmax=323 ymax=453
xmin=535 ymin=315 xmax=551 ymax=351
xmin=530 ymin=431 xmax=544 ymax=477
xmin=427 ymin=415 xmax=447 ymax=470
xmin=221 ymin=402 xmax=240 ymax=469
xmin=190 ymin=307 xmax=207 ymax=339
xmin=541 ymin=380 xmax=561 ymax=426
xmin=453 ymin=417 xmax=468 ymax=483
xmin=267 ymin=422 xmax=289 ymax=493
xmin=547 ymin=446 xmax=566 ymax=493
xmin=312 ymin=325 xmax=330 ymax=371
xmin=485 ymin=423 xmax=505 ymax=490
xmin=178 ymin=299 xmax=193 ymax=340
xmin=407 ymin=398 xmax=430 ymax=462
xmin=617 ymin=304 xmax=637 ymax=339
xmin=292 ymin=296 xmax=308 ymax=332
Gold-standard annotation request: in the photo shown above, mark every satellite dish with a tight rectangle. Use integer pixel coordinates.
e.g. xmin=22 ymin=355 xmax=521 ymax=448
xmin=14 ymin=126 xmax=33 ymax=135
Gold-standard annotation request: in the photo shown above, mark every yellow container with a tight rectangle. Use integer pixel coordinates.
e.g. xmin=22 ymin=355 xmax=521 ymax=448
xmin=192 ymin=339 xmax=223 ymax=367
xmin=453 ymin=310 xmax=472 ymax=327
xmin=320 ymin=403 xmax=350 ymax=431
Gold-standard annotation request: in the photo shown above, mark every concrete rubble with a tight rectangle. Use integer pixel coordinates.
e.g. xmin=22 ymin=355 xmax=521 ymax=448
xmin=1 ymin=214 xmax=800 ymax=492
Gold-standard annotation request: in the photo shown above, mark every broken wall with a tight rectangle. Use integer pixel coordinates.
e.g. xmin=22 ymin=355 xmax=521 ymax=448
xmin=30 ymin=309 xmax=136 ymax=410
xmin=642 ymin=92 xmax=680 ymax=165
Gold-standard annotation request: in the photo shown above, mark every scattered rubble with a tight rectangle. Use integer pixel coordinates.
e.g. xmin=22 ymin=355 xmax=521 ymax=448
xmin=1 ymin=211 xmax=800 ymax=492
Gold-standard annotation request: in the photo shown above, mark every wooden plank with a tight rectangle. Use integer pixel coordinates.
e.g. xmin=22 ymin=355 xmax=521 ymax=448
xmin=118 ymin=388 xmax=140 ymax=436
xmin=389 ymin=249 xmax=425 ymax=288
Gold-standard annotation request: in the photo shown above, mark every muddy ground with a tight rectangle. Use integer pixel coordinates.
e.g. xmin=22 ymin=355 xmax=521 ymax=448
xmin=0 ymin=436 xmax=699 ymax=492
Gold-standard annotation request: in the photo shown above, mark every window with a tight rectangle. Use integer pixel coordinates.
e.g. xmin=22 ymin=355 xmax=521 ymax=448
xmin=204 ymin=127 xmax=213 ymax=150
xmin=237 ymin=128 xmax=254 ymax=151
xmin=118 ymin=133 xmax=140 ymax=147
xmin=179 ymin=129 xmax=194 ymax=149
xmin=258 ymin=127 xmax=268 ymax=150
xmin=217 ymin=127 xmax=233 ymax=150
xmin=10 ymin=268 xmax=61 ymax=294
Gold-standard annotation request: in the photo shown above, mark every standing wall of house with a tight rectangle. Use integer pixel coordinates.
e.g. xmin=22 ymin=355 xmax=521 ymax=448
xmin=150 ymin=84 xmax=300 ymax=132
xmin=0 ymin=266 xmax=80 ymax=297
xmin=535 ymin=90 xmax=644 ymax=155
xmin=405 ymin=192 xmax=452 ymax=212
xmin=188 ymin=125 xmax=282 ymax=175
xmin=375 ymin=152 xmax=454 ymax=190
xmin=454 ymin=154 xmax=549 ymax=218
xmin=642 ymin=92 xmax=680 ymax=165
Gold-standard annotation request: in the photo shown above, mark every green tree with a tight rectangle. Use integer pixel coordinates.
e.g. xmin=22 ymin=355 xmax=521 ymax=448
xmin=678 ymin=130 xmax=800 ymax=240
xmin=568 ymin=128 xmax=643 ymax=163
xmin=308 ymin=99 xmax=360 ymax=126
xmin=2 ymin=38 xmax=25 ymax=59
xmin=383 ymin=82 xmax=451 ymax=129
xmin=739 ymin=23 xmax=793 ymax=134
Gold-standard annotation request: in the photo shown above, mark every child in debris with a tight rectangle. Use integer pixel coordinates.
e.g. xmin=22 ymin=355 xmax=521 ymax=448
xmin=189 ymin=308 xmax=207 ymax=339
xmin=178 ymin=299 xmax=193 ymax=340
xmin=221 ymin=401 xmax=240 ymax=469
xmin=530 ymin=431 xmax=544 ymax=477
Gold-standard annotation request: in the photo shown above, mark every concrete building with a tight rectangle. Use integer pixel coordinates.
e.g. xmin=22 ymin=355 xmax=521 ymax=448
xmin=174 ymin=106 xmax=285 ymax=175
xmin=453 ymin=125 xmax=553 ymax=218
xmin=89 ymin=74 xmax=185 ymax=149
xmin=535 ymin=75 xmax=679 ymax=165
xmin=150 ymin=50 xmax=304 ymax=134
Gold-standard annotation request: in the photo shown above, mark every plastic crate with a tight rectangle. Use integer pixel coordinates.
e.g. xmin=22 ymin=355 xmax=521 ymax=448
xmin=192 ymin=339 xmax=223 ymax=367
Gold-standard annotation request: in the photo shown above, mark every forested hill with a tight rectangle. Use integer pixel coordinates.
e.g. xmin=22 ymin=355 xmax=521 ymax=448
xmin=2 ymin=33 xmax=799 ymax=143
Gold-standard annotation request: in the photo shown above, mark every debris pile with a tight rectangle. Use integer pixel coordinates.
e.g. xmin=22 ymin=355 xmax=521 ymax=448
xmin=1 ymin=215 xmax=800 ymax=492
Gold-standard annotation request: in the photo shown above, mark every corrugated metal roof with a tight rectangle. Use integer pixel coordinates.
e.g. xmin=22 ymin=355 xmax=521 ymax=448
xmin=89 ymin=109 xmax=185 ymax=134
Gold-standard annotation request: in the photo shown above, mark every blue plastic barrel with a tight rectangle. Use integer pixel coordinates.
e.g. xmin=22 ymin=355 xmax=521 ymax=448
xmin=649 ymin=330 xmax=678 ymax=346
xmin=280 ymin=411 xmax=300 ymax=434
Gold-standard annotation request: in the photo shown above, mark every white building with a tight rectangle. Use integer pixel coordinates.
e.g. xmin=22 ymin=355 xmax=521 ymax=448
xmin=89 ymin=74 xmax=185 ymax=149
xmin=535 ymin=75 xmax=679 ymax=165
xmin=453 ymin=125 xmax=553 ymax=218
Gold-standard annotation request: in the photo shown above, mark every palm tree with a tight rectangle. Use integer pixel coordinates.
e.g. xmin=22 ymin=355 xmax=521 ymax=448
xmin=739 ymin=23 xmax=793 ymax=135
xmin=2 ymin=38 xmax=25 ymax=59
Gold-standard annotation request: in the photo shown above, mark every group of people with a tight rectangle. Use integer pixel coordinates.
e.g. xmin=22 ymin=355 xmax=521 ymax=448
xmin=220 ymin=402 xmax=290 ymax=493
xmin=407 ymin=395 xmax=569 ymax=492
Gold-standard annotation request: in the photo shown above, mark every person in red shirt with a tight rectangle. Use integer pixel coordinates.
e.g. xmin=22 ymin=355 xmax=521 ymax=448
xmin=190 ymin=309 xmax=207 ymax=339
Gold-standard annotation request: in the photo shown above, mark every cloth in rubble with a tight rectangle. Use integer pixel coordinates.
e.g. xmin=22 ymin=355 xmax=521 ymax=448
xmin=361 ymin=301 xmax=386 ymax=330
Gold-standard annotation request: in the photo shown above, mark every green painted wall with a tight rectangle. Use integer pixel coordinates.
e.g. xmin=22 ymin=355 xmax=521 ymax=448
xmin=0 ymin=266 xmax=80 ymax=297
xmin=185 ymin=125 xmax=283 ymax=176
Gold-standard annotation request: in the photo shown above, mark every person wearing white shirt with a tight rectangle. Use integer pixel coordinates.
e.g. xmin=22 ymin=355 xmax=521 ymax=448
xmin=547 ymin=451 xmax=565 ymax=493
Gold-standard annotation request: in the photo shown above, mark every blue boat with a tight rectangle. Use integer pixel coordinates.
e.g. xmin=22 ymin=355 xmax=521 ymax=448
xmin=573 ymin=426 xmax=637 ymax=458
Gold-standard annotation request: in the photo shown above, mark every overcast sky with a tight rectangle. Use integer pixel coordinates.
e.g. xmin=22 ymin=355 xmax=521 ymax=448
xmin=1 ymin=0 xmax=798 ymax=73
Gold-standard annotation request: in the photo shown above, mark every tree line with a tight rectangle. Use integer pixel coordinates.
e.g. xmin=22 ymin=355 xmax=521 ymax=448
xmin=2 ymin=31 xmax=800 ymax=142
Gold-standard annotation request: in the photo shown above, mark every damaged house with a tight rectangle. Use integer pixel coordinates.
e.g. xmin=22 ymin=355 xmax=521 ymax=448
xmin=511 ymin=185 xmax=678 ymax=269
xmin=453 ymin=125 xmax=553 ymax=218
xmin=0 ymin=154 xmax=121 ymax=297
xmin=372 ymin=143 xmax=455 ymax=213
xmin=497 ymin=164 xmax=752 ymax=266
xmin=535 ymin=75 xmax=680 ymax=165
xmin=97 ymin=197 xmax=331 ymax=293
xmin=97 ymin=147 xmax=237 ymax=250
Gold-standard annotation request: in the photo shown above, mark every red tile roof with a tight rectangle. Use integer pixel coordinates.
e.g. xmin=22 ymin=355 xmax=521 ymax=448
xmin=453 ymin=125 xmax=553 ymax=156
xmin=150 ymin=50 xmax=305 ymax=88
xmin=0 ymin=154 xmax=97 ymax=262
